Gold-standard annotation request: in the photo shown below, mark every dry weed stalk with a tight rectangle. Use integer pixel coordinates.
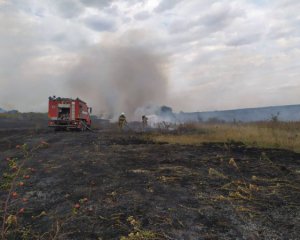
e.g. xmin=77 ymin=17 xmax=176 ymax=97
xmin=1 ymin=142 xmax=47 ymax=239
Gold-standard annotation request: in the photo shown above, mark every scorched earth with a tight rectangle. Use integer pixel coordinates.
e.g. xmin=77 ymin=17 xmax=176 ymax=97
xmin=0 ymin=129 xmax=299 ymax=239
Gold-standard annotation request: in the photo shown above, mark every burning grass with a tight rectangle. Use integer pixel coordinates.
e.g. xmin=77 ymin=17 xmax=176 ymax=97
xmin=150 ymin=122 xmax=300 ymax=152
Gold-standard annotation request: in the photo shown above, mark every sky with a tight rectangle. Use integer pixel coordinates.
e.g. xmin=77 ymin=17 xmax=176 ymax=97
xmin=0 ymin=0 xmax=299 ymax=114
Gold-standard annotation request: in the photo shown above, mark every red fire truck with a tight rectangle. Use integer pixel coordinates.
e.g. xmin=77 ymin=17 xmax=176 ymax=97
xmin=48 ymin=96 xmax=92 ymax=131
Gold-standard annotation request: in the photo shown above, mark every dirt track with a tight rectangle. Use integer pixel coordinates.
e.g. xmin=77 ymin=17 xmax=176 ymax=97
xmin=0 ymin=129 xmax=300 ymax=239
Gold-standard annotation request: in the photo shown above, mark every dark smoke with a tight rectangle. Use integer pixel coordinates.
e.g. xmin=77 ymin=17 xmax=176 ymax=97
xmin=66 ymin=41 xmax=168 ymax=120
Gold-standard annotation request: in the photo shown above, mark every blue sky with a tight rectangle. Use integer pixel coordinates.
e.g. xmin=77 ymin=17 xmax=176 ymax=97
xmin=0 ymin=0 xmax=299 ymax=114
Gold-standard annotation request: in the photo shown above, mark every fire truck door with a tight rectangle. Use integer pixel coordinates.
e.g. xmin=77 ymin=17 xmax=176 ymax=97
xmin=71 ymin=102 xmax=75 ymax=120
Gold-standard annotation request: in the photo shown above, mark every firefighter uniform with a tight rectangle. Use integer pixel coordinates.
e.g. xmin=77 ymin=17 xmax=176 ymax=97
xmin=118 ymin=113 xmax=127 ymax=130
xmin=142 ymin=115 xmax=148 ymax=129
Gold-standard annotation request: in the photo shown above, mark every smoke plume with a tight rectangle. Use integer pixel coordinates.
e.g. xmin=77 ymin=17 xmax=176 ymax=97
xmin=67 ymin=40 xmax=168 ymax=120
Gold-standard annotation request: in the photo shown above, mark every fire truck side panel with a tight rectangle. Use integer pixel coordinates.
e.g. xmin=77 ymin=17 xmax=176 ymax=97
xmin=79 ymin=101 xmax=89 ymax=119
xmin=71 ymin=101 xmax=76 ymax=121
xmin=48 ymin=100 xmax=58 ymax=120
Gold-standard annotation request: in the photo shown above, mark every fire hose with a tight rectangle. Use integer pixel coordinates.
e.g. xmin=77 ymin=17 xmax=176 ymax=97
xmin=80 ymin=120 xmax=95 ymax=132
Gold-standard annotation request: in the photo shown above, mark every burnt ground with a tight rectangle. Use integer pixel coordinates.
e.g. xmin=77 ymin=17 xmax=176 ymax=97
xmin=0 ymin=129 xmax=300 ymax=240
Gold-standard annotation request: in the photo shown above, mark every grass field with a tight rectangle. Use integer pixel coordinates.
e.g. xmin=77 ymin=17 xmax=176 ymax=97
xmin=150 ymin=122 xmax=300 ymax=152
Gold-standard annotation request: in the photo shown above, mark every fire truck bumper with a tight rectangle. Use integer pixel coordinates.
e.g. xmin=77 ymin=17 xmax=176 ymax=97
xmin=48 ymin=120 xmax=80 ymax=128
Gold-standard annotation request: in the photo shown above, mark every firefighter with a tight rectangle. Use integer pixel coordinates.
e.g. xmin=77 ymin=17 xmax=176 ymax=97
xmin=142 ymin=115 xmax=148 ymax=129
xmin=118 ymin=113 xmax=127 ymax=130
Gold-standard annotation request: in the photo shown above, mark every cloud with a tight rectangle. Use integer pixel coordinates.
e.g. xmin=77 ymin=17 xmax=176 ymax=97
xmin=134 ymin=11 xmax=150 ymax=21
xmin=154 ymin=0 xmax=182 ymax=13
xmin=200 ymin=2 xmax=245 ymax=32
xmin=0 ymin=0 xmax=300 ymax=113
xmin=54 ymin=0 xmax=83 ymax=18
xmin=84 ymin=16 xmax=116 ymax=32
xmin=79 ymin=0 xmax=112 ymax=9
xmin=226 ymin=33 xmax=261 ymax=46
xmin=0 ymin=2 xmax=80 ymax=111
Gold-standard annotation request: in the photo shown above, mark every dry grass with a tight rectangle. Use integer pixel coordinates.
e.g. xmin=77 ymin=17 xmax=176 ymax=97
xmin=151 ymin=122 xmax=300 ymax=152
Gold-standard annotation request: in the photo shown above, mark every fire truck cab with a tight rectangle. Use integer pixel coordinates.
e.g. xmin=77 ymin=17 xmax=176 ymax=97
xmin=48 ymin=96 xmax=92 ymax=131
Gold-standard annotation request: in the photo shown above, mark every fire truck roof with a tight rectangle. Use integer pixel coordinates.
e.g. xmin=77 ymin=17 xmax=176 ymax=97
xmin=48 ymin=96 xmax=87 ymax=104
